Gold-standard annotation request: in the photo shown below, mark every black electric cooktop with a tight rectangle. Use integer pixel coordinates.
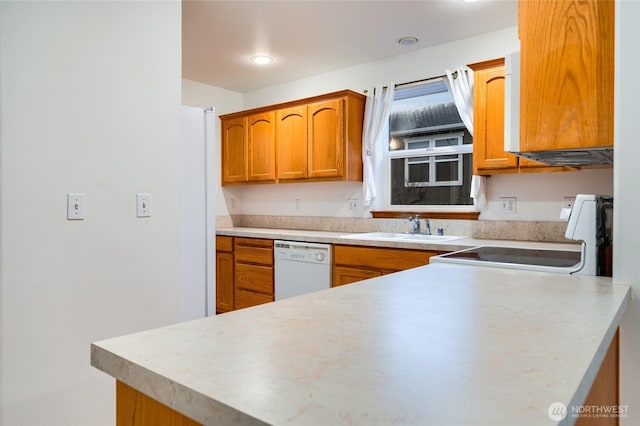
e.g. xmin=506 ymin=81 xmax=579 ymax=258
xmin=435 ymin=246 xmax=582 ymax=268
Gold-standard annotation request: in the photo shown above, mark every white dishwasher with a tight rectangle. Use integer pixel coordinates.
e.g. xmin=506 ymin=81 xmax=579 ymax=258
xmin=274 ymin=240 xmax=332 ymax=300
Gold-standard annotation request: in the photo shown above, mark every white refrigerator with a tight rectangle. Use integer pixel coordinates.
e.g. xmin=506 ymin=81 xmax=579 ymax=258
xmin=180 ymin=106 xmax=216 ymax=320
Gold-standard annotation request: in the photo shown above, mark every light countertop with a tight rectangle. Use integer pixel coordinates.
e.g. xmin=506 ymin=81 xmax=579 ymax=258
xmin=216 ymin=226 xmax=581 ymax=252
xmin=91 ymin=263 xmax=629 ymax=426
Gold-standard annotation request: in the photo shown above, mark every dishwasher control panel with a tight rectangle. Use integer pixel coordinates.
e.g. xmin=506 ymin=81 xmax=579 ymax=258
xmin=274 ymin=240 xmax=331 ymax=264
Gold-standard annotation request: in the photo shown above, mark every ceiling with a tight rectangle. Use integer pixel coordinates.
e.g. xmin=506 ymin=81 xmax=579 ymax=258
xmin=182 ymin=0 xmax=518 ymax=93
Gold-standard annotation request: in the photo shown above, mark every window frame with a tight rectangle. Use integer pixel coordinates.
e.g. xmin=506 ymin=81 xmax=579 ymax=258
xmin=376 ymin=79 xmax=478 ymax=214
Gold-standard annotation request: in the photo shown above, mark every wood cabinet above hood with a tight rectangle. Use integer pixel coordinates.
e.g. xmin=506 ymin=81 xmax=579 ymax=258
xmin=506 ymin=0 xmax=614 ymax=167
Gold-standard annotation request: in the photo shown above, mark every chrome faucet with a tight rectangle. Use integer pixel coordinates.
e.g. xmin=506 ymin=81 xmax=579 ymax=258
xmin=424 ymin=219 xmax=432 ymax=235
xmin=408 ymin=214 xmax=420 ymax=234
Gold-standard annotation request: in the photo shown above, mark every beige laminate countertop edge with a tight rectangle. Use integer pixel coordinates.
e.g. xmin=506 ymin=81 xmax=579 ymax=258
xmin=91 ymin=263 xmax=630 ymax=426
xmin=216 ymin=226 xmax=581 ymax=252
xmin=566 ymin=287 xmax=629 ymax=425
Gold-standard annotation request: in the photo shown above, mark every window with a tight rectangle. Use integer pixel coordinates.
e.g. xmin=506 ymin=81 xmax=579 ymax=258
xmin=393 ymin=132 xmax=465 ymax=188
xmin=385 ymin=78 xmax=473 ymax=208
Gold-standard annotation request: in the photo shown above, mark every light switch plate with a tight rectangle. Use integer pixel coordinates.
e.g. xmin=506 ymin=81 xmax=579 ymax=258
xmin=67 ymin=193 xmax=85 ymax=220
xmin=136 ymin=193 xmax=151 ymax=217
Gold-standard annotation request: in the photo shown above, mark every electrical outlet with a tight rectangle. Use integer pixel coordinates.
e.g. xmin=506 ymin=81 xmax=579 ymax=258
xmin=230 ymin=198 xmax=237 ymax=211
xmin=563 ymin=197 xmax=576 ymax=209
xmin=348 ymin=199 xmax=358 ymax=210
xmin=499 ymin=197 xmax=517 ymax=214
xmin=295 ymin=199 xmax=302 ymax=210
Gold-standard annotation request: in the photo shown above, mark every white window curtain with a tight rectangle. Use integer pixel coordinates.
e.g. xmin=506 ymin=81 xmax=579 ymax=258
xmin=362 ymin=84 xmax=395 ymax=206
xmin=444 ymin=66 xmax=487 ymax=211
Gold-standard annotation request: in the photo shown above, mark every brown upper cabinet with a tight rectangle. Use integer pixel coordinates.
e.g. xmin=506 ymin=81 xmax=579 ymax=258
xmin=221 ymin=117 xmax=248 ymax=183
xmin=221 ymin=112 xmax=276 ymax=184
xmin=518 ymin=0 xmax=614 ymax=153
xmin=247 ymin=112 xmax=276 ymax=182
xmin=469 ymin=58 xmax=517 ymax=174
xmin=307 ymin=98 xmax=345 ymax=179
xmin=276 ymin=105 xmax=307 ymax=180
xmin=469 ymin=58 xmax=572 ymax=175
xmin=221 ymin=90 xmax=365 ymax=186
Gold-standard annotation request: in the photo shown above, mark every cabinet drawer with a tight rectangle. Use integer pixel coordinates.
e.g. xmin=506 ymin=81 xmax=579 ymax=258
xmin=235 ymin=237 xmax=273 ymax=248
xmin=234 ymin=289 xmax=273 ymax=310
xmin=333 ymin=245 xmax=438 ymax=272
xmin=234 ymin=246 xmax=273 ymax=265
xmin=216 ymin=236 xmax=234 ymax=252
xmin=235 ymin=263 xmax=273 ymax=295
xmin=332 ymin=266 xmax=382 ymax=287
xmin=234 ymin=238 xmax=273 ymax=265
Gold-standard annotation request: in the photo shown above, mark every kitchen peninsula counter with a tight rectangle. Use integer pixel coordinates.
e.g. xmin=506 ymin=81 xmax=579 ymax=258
xmin=91 ymin=263 xmax=629 ymax=426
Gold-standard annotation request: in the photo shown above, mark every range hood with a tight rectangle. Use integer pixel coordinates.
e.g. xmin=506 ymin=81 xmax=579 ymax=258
xmin=513 ymin=147 xmax=613 ymax=167
xmin=503 ymin=52 xmax=613 ymax=167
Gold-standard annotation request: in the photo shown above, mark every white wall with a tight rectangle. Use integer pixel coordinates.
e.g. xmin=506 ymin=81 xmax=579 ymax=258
xmin=243 ymin=27 xmax=521 ymax=108
xmin=188 ymin=26 xmax=613 ymax=222
xmin=1 ymin=2 xmax=182 ymax=425
xmin=615 ymin=0 xmax=640 ymax=423
xmin=239 ymin=181 xmax=365 ymax=217
xmin=182 ymin=79 xmax=244 ymax=116
xmin=481 ymin=168 xmax=613 ymax=221
xmin=0 ymin=6 xmax=4 ymax=418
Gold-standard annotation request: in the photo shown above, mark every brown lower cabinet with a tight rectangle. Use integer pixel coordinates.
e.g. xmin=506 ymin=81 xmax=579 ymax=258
xmin=216 ymin=236 xmax=274 ymax=313
xmin=234 ymin=237 xmax=274 ymax=308
xmin=332 ymin=244 xmax=442 ymax=286
xmin=116 ymin=381 xmax=201 ymax=426
xmin=215 ymin=236 xmax=234 ymax=314
xmin=575 ymin=330 xmax=619 ymax=426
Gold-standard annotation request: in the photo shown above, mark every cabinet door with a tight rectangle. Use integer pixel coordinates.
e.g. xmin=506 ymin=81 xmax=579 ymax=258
xmin=276 ymin=105 xmax=308 ymax=180
xmin=519 ymin=0 xmax=614 ymax=152
xmin=307 ymin=98 xmax=344 ymax=178
xmin=472 ymin=60 xmax=518 ymax=173
xmin=221 ymin=117 xmax=247 ymax=184
xmin=247 ymin=112 xmax=276 ymax=182
xmin=575 ymin=330 xmax=619 ymax=426
xmin=116 ymin=381 xmax=202 ymax=426
xmin=215 ymin=251 xmax=234 ymax=314
xmin=332 ymin=266 xmax=382 ymax=287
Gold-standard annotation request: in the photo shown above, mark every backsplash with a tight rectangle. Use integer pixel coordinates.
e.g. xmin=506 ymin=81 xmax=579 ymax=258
xmin=217 ymin=215 xmax=572 ymax=243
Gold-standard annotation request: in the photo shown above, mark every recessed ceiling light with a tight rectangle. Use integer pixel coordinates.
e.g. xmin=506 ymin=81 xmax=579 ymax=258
xmin=398 ymin=37 xmax=418 ymax=46
xmin=250 ymin=55 xmax=273 ymax=65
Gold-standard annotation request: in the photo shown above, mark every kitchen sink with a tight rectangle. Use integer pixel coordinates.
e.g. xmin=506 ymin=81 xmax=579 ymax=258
xmin=340 ymin=232 xmax=465 ymax=243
